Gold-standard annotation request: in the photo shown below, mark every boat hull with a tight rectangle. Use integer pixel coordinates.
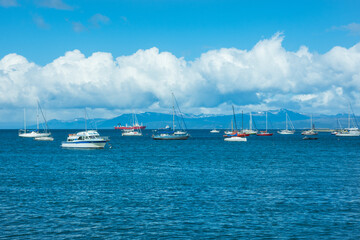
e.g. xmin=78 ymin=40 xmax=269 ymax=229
xmin=210 ymin=130 xmax=220 ymax=133
xmin=122 ymin=132 xmax=142 ymax=136
xmin=224 ymin=136 xmax=247 ymax=142
xmin=152 ymin=134 xmax=189 ymax=140
xmin=34 ymin=136 xmax=54 ymax=141
xmin=257 ymin=132 xmax=273 ymax=136
xmin=303 ymin=136 xmax=318 ymax=140
xmin=335 ymin=133 xmax=360 ymax=137
xmin=19 ymin=132 xmax=51 ymax=138
xmin=61 ymin=141 xmax=107 ymax=149
xmin=277 ymin=130 xmax=295 ymax=135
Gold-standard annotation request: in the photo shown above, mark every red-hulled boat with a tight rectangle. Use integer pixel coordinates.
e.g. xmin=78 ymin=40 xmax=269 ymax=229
xmin=256 ymin=111 xmax=273 ymax=136
xmin=223 ymin=131 xmax=250 ymax=138
xmin=256 ymin=131 xmax=273 ymax=136
xmin=114 ymin=113 xmax=146 ymax=130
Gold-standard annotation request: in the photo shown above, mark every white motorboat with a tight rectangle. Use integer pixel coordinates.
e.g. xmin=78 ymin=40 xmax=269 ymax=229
xmin=210 ymin=129 xmax=220 ymax=133
xmin=224 ymin=136 xmax=247 ymax=142
xmin=62 ymin=109 xmax=109 ymax=148
xmin=61 ymin=130 xmax=109 ymax=148
xmin=19 ymin=103 xmax=51 ymax=138
xmin=278 ymin=112 xmax=295 ymax=134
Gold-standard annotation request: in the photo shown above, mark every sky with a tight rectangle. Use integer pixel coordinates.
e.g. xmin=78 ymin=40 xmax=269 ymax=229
xmin=1 ymin=0 xmax=360 ymax=126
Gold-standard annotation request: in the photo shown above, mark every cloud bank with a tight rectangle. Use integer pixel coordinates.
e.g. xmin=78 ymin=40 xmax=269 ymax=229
xmin=1 ymin=33 xmax=360 ymax=121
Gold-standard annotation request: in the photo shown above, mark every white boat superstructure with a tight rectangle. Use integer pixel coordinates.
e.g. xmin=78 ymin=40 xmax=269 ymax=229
xmin=61 ymin=130 xmax=109 ymax=148
xmin=278 ymin=112 xmax=295 ymax=135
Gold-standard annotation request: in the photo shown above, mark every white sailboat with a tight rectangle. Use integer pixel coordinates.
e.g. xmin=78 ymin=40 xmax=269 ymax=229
xmin=243 ymin=112 xmax=258 ymax=135
xmin=224 ymin=106 xmax=247 ymax=142
xmin=18 ymin=102 xmax=51 ymax=138
xmin=336 ymin=106 xmax=360 ymax=137
xmin=152 ymin=93 xmax=189 ymax=140
xmin=278 ymin=112 xmax=295 ymax=134
xmin=301 ymin=114 xmax=318 ymax=136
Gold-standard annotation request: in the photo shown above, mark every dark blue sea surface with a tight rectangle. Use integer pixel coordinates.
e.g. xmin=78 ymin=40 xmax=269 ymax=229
xmin=1 ymin=129 xmax=360 ymax=239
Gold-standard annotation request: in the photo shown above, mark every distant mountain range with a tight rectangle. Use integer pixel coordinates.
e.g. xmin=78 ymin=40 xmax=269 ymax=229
xmin=20 ymin=108 xmax=357 ymax=130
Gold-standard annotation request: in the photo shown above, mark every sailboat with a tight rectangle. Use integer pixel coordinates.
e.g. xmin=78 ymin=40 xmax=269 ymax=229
xmin=257 ymin=111 xmax=273 ymax=136
xmin=152 ymin=93 xmax=189 ymax=140
xmin=61 ymin=109 xmax=109 ymax=148
xmin=301 ymin=114 xmax=318 ymax=135
xmin=336 ymin=105 xmax=360 ymax=137
xmin=122 ymin=113 xmax=143 ymax=136
xmin=243 ymin=112 xmax=258 ymax=135
xmin=224 ymin=119 xmax=234 ymax=135
xmin=18 ymin=102 xmax=51 ymax=138
xmin=277 ymin=112 xmax=295 ymax=134
xmin=224 ymin=106 xmax=247 ymax=142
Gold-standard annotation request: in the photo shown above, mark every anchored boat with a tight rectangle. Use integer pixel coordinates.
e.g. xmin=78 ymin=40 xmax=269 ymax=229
xmin=152 ymin=93 xmax=189 ymax=140
xmin=257 ymin=111 xmax=273 ymax=136
xmin=18 ymin=102 xmax=52 ymax=139
xmin=62 ymin=109 xmax=109 ymax=148
xmin=61 ymin=130 xmax=109 ymax=148
xmin=278 ymin=112 xmax=295 ymax=135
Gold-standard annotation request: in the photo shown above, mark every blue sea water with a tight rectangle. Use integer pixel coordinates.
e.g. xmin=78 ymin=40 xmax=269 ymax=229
xmin=0 ymin=129 xmax=360 ymax=239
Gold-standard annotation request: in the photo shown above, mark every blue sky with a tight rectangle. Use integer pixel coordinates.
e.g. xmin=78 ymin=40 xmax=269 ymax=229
xmin=1 ymin=0 xmax=360 ymax=125
xmin=1 ymin=0 xmax=360 ymax=65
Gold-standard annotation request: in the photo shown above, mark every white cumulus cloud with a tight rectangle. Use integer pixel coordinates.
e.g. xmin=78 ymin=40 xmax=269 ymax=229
xmin=1 ymin=33 xmax=360 ymax=123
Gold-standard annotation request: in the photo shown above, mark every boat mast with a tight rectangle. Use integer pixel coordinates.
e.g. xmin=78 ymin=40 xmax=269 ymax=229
xmin=249 ymin=112 xmax=252 ymax=130
xmin=232 ymin=105 xmax=238 ymax=132
xmin=348 ymin=105 xmax=351 ymax=129
xmin=36 ymin=104 xmax=39 ymax=131
xmin=172 ymin=94 xmax=175 ymax=131
xmin=266 ymin=111 xmax=268 ymax=132
xmin=85 ymin=108 xmax=87 ymax=131
xmin=24 ymin=108 xmax=26 ymax=131
xmin=285 ymin=113 xmax=288 ymax=131
xmin=242 ymin=111 xmax=244 ymax=131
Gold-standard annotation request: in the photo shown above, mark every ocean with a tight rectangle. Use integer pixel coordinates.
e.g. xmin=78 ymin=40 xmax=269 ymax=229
xmin=1 ymin=129 xmax=359 ymax=239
